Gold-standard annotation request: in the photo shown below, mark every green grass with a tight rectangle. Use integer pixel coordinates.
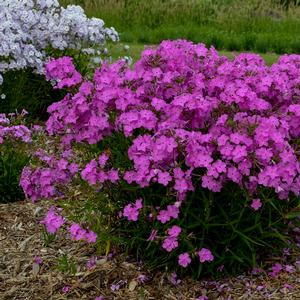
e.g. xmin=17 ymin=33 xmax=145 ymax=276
xmin=109 ymin=43 xmax=280 ymax=66
xmin=61 ymin=0 xmax=300 ymax=54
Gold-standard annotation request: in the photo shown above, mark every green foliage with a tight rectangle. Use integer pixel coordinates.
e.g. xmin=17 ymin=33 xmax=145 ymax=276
xmin=0 ymin=141 xmax=29 ymax=203
xmin=0 ymin=69 xmax=64 ymax=121
xmin=42 ymin=228 xmax=57 ymax=246
xmin=61 ymin=0 xmax=300 ymax=53
xmin=56 ymin=253 xmax=77 ymax=275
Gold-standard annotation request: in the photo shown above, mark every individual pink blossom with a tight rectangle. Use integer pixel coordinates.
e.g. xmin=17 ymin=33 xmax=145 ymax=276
xmin=198 ymin=248 xmax=214 ymax=263
xmin=285 ymin=265 xmax=295 ymax=273
xmin=123 ymin=198 xmax=143 ymax=221
xmin=168 ymin=272 xmax=181 ymax=285
xmin=162 ymin=237 xmax=178 ymax=252
xmin=282 ymin=283 xmax=293 ymax=290
xmin=86 ymin=256 xmax=97 ymax=269
xmin=85 ymin=231 xmax=97 ymax=243
xmin=69 ymin=223 xmax=87 ymax=241
xmin=40 ymin=207 xmax=65 ymax=234
xmin=98 ymin=153 xmax=109 ymax=167
xmin=269 ymin=262 xmax=282 ymax=277
xmin=178 ymin=253 xmax=191 ymax=267
xmin=34 ymin=256 xmax=43 ymax=265
xmin=167 ymin=225 xmax=182 ymax=237
xmin=61 ymin=285 xmax=70 ymax=294
xmin=137 ymin=274 xmax=147 ymax=283
xmin=251 ymin=198 xmax=262 ymax=211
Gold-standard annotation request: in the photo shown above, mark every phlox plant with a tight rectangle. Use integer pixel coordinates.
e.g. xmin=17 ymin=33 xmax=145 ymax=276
xmin=20 ymin=40 xmax=300 ymax=277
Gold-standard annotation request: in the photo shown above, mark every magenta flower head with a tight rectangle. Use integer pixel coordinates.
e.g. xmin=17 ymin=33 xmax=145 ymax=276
xmin=61 ymin=285 xmax=70 ymax=294
xmin=69 ymin=223 xmax=97 ymax=244
xmin=168 ymin=272 xmax=181 ymax=285
xmin=178 ymin=252 xmax=191 ymax=267
xmin=198 ymin=248 xmax=214 ymax=263
xmin=98 ymin=153 xmax=109 ymax=167
xmin=122 ymin=198 xmax=143 ymax=221
xmin=251 ymin=198 xmax=262 ymax=211
xmin=69 ymin=223 xmax=86 ymax=241
xmin=34 ymin=256 xmax=43 ymax=265
xmin=86 ymin=256 xmax=97 ymax=269
xmin=162 ymin=237 xmax=178 ymax=252
xmin=167 ymin=225 xmax=182 ymax=237
xmin=40 ymin=206 xmax=65 ymax=234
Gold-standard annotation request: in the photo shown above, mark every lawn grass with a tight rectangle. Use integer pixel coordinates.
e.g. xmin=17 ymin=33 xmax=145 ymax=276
xmin=109 ymin=43 xmax=281 ymax=66
xmin=61 ymin=0 xmax=300 ymax=54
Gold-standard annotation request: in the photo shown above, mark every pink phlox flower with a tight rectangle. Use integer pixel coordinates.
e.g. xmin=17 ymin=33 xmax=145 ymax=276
xmin=251 ymin=198 xmax=262 ymax=211
xmin=168 ymin=272 xmax=181 ymax=285
xmin=269 ymin=262 xmax=282 ymax=277
xmin=86 ymin=256 xmax=97 ymax=269
xmin=34 ymin=256 xmax=43 ymax=265
xmin=285 ymin=265 xmax=295 ymax=273
xmin=40 ymin=207 xmax=65 ymax=234
xmin=61 ymin=285 xmax=70 ymax=294
xmin=137 ymin=274 xmax=147 ymax=283
xmin=69 ymin=223 xmax=97 ymax=244
xmin=196 ymin=296 xmax=208 ymax=300
xmin=178 ymin=252 xmax=191 ymax=267
xmin=123 ymin=198 xmax=143 ymax=221
xmin=167 ymin=225 xmax=182 ymax=237
xmin=162 ymin=237 xmax=178 ymax=252
xmin=198 ymin=248 xmax=214 ymax=263
xmin=98 ymin=153 xmax=109 ymax=167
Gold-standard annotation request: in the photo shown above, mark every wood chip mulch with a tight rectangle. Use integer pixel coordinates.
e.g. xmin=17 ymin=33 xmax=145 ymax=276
xmin=1 ymin=201 xmax=300 ymax=300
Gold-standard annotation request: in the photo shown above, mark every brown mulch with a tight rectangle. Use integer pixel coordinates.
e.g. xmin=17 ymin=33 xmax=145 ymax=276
xmin=1 ymin=201 xmax=300 ymax=300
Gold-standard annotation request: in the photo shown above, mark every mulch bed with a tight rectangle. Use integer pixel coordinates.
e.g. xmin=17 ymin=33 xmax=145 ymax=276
xmin=1 ymin=201 xmax=300 ymax=300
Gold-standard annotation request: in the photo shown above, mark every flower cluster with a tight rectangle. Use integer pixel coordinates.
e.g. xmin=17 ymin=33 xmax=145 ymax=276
xmin=162 ymin=225 xmax=181 ymax=252
xmin=22 ymin=40 xmax=300 ymax=273
xmin=0 ymin=0 xmax=118 ymax=88
xmin=81 ymin=153 xmax=119 ymax=186
xmin=44 ymin=42 xmax=300 ymax=203
xmin=0 ymin=113 xmax=31 ymax=144
xmin=69 ymin=223 xmax=97 ymax=243
xmin=45 ymin=56 xmax=82 ymax=89
xmin=20 ymin=149 xmax=78 ymax=202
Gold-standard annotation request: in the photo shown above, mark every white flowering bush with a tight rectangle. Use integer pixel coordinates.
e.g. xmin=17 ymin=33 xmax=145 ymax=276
xmin=0 ymin=0 xmax=119 ymax=88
